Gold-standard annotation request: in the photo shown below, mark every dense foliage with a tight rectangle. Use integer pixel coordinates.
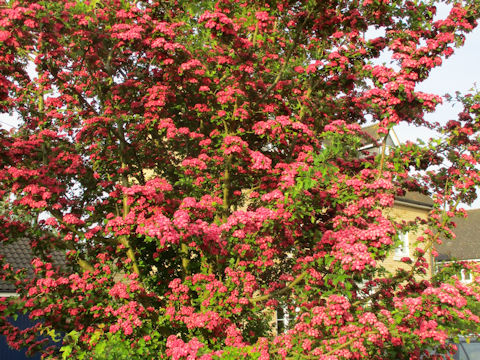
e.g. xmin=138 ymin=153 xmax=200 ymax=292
xmin=1 ymin=0 xmax=480 ymax=358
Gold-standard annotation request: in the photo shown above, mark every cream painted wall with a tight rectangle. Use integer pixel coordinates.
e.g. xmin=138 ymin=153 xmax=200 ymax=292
xmin=381 ymin=203 xmax=432 ymax=279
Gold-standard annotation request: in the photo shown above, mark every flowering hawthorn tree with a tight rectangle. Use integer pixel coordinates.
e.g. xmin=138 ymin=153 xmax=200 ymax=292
xmin=1 ymin=0 xmax=480 ymax=359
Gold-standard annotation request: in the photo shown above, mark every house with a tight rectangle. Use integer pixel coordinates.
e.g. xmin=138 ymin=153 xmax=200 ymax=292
xmin=274 ymin=127 xmax=435 ymax=333
xmin=0 ymin=238 xmax=58 ymax=360
xmin=360 ymin=123 xmax=401 ymax=155
xmin=274 ymin=190 xmax=435 ymax=334
xmin=360 ymin=125 xmax=435 ymax=278
xmin=435 ymin=209 xmax=480 ymax=283
xmin=384 ymin=191 xmax=434 ymax=278
xmin=0 ymin=238 xmax=37 ymax=297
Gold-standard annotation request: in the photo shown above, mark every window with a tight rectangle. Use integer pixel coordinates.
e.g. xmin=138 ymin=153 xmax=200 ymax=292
xmin=276 ymin=306 xmax=289 ymax=334
xmin=276 ymin=305 xmax=299 ymax=334
xmin=394 ymin=232 xmax=409 ymax=260
xmin=435 ymin=262 xmax=475 ymax=285
xmin=460 ymin=269 xmax=472 ymax=284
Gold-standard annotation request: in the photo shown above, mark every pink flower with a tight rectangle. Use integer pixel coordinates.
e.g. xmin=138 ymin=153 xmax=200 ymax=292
xmin=109 ymin=282 xmax=129 ymax=299
xmin=294 ymin=66 xmax=305 ymax=73
xmin=63 ymin=214 xmax=85 ymax=225
xmin=256 ymin=11 xmax=269 ymax=21
xmin=250 ymin=151 xmax=272 ymax=170
xmin=44 ymin=217 xmax=57 ymax=226
xmin=0 ymin=31 xmax=10 ymax=42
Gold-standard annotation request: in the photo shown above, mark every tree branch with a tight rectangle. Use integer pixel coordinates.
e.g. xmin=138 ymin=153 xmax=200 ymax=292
xmin=286 ymin=330 xmax=377 ymax=359
xmin=251 ymin=270 xmax=307 ymax=304
xmin=49 ymin=213 xmax=95 ymax=273
xmin=261 ymin=11 xmax=311 ymax=99
xmin=321 ymin=330 xmax=376 ymax=357
xmin=376 ymin=133 xmax=389 ymax=180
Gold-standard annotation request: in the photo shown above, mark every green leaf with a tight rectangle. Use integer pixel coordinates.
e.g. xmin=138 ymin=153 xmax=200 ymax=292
xmin=61 ymin=346 xmax=72 ymax=360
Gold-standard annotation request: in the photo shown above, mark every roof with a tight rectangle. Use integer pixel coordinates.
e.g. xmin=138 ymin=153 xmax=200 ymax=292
xmin=360 ymin=125 xmax=433 ymax=209
xmin=0 ymin=238 xmax=34 ymax=292
xmin=361 ymin=124 xmax=400 ymax=147
xmin=0 ymin=238 xmax=65 ymax=293
xmin=395 ymin=191 xmax=434 ymax=208
xmin=362 ymin=124 xmax=383 ymax=142
xmin=436 ymin=209 xmax=480 ymax=261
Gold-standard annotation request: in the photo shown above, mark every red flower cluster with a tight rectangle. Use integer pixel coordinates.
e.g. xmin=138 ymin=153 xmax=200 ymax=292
xmin=0 ymin=0 xmax=480 ymax=359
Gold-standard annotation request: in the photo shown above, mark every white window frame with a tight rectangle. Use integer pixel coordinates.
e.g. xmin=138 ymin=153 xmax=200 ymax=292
xmin=276 ymin=306 xmax=289 ymax=334
xmin=0 ymin=293 xmax=19 ymax=298
xmin=276 ymin=305 xmax=300 ymax=334
xmin=394 ymin=232 xmax=409 ymax=260
xmin=435 ymin=260 xmax=478 ymax=284
xmin=460 ymin=269 xmax=473 ymax=284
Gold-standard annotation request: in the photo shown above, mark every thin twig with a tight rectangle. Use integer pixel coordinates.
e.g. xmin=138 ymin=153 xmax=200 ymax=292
xmin=251 ymin=271 xmax=307 ymax=304
xmin=261 ymin=11 xmax=311 ymax=99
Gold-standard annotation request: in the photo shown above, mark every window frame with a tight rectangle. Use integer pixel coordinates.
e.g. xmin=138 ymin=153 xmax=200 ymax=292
xmin=394 ymin=232 xmax=409 ymax=260
xmin=460 ymin=269 xmax=472 ymax=284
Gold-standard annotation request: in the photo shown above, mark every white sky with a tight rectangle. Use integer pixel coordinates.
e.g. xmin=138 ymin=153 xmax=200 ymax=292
xmin=392 ymin=10 xmax=480 ymax=209
xmin=392 ymin=2 xmax=480 ymax=143
xmin=394 ymin=23 xmax=480 ymax=143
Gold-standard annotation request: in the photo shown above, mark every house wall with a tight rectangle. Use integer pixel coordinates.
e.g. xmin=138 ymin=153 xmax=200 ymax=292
xmin=382 ymin=203 xmax=433 ymax=279
xmin=0 ymin=313 xmax=41 ymax=360
xmin=271 ymin=202 xmax=433 ymax=335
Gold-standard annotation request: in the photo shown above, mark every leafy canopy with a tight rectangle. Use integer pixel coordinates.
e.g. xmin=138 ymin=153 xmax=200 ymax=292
xmin=1 ymin=0 xmax=480 ymax=359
